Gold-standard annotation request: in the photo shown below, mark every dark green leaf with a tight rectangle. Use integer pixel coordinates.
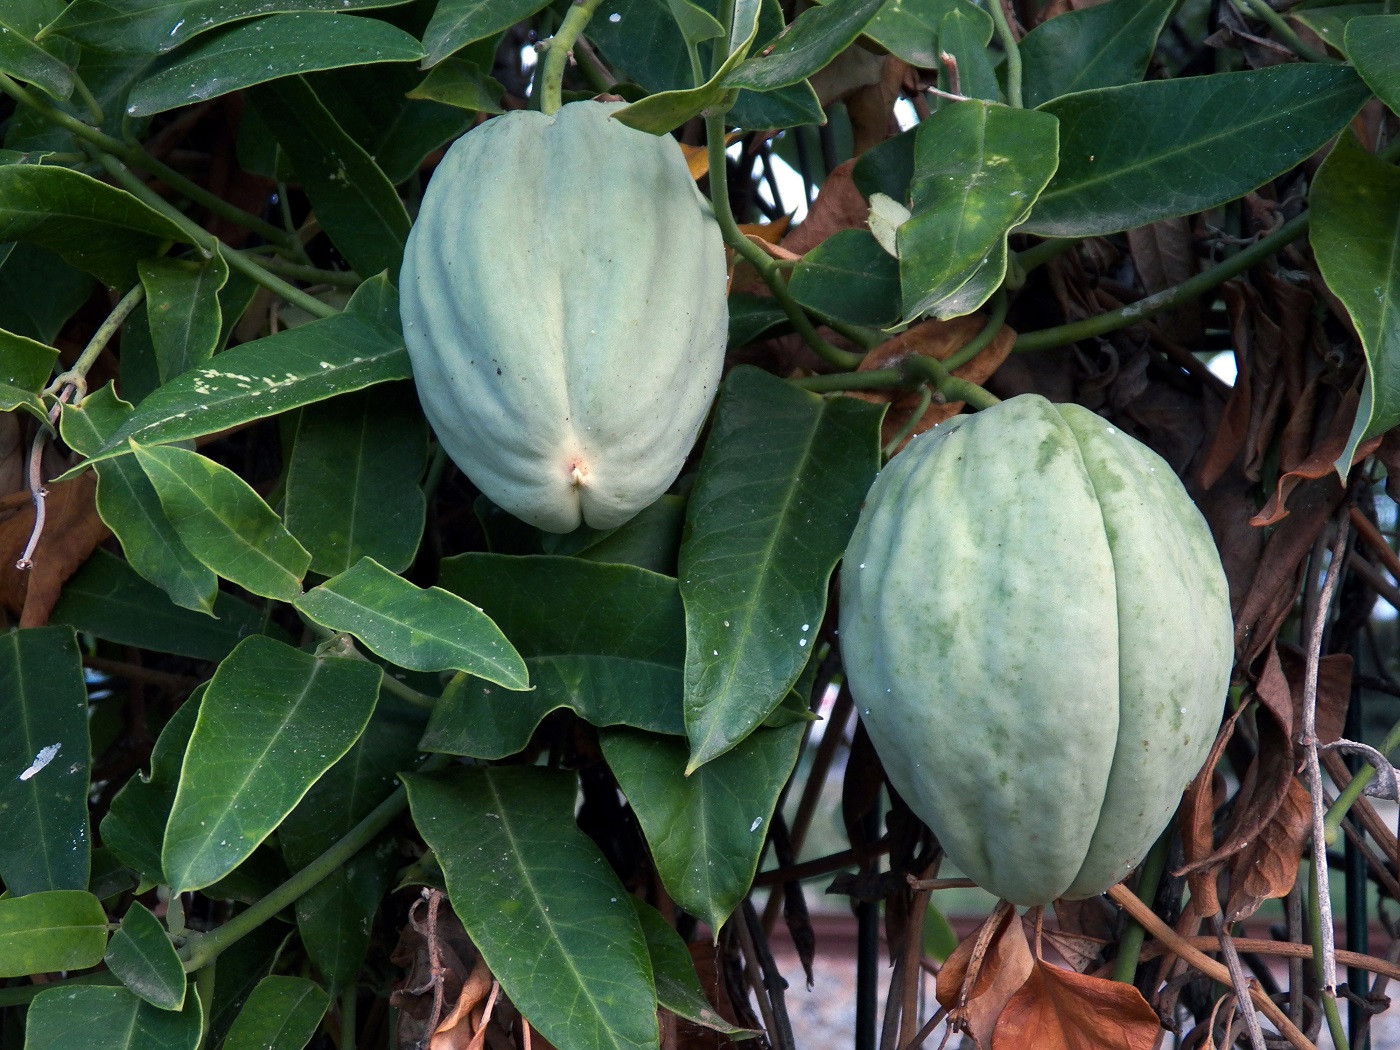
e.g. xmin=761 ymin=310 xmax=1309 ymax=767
xmin=0 ymin=165 xmax=188 ymax=287
xmin=0 ymin=16 xmax=74 ymax=99
xmin=0 ymin=890 xmax=107 ymax=977
xmin=161 ymin=636 xmax=381 ymax=892
xmin=0 ymin=627 xmax=91 ymax=895
xmin=105 ymin=903 xmax=186 ymax=1012
xmin=126 ymin=14 xmax=424 ymax=117
xmin=421 ymin=0 xmax=552 ymax=66
xmin=404 ymin=767 xmax=658 ymax=1050
xmin=1023 ymin=65 xmax=1371 ymax=237
xmin=76 ymin=312 xmax=409 ymax=468
xmin=247 ymin=76 xmax=411 ymax=277
xmin=726 ymin=0 xmax=885 ymax=90
xmin=1020 ymin=0 xmax=1174 ymax=109
xmin=1347 ymin=15 xmax=1400 ymax=116
xmin=631 ymin=899 xmax=753 ymax=1034
xmin=728 ymin=292 xmax=790 ymax=347
xmin=1289 ymin=4 xmax=1383 ymax=57
xmin=209 ymin=926 xmax=290 ymax=1047
xmin=899 ymin=101 xmax=1059 ymax=319
xmin=40 ymin=0 xmax=414 ymax=56
xmin=540 ymin=493 xmax=685 ymax=575
xmin=133 ymin=442 xmax=311 ymax=601
xmin=852 ymin=126 xmax=916 ymax=203
xmin=789 ymin=228 xmax=900 ymax=326
xmin=101 ymin=691 xmax=201 ymax=884
xmin=407 ymin=57 xmax=506 ymax=115
xmin=613 ymin=13 xmax=762 ymax=134
xmin=139 ymin=254 xmax=228 ymax=383
xmin=668 ymin=0 xmax=725 ymax=44
xmin=284 ymin=384 xmax=426 ymax=576
xmin=222 ymin=976 xmax=328 ymax=1050
xmin=862 ymin=0 xmax=986 ymax=68
xmin=0 ymin=241 xmax=95 ymax=344
xmin=0 ymin=326 xmax=58 ymax=419
xmin=427 ymin=554 xmax=686 ymax=758
xmin=60 ymin=386 xmax=217 ymax=613
xmin=27 ymin=985 xmax=202 ymax=1050
xmin=935 ymin=6 xmax=998 ymax=102
xmin=1311 ymin=132 xmax=1400 ymax=472
xmin=602 ymin=723 xmax=804 ymax=931
xmin=51 ymin=548 xmax=267 ymax=661
xmin=681 ymin=367 xmax=881 ymax=769
xmin=295 ymin=557 xmax=528 ymax=687
xmin=730 ymin=80 xmax=825 ymax=130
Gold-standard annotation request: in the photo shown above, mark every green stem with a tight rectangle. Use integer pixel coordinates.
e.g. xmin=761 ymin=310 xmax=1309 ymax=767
xmin=790 ymin=355 xmax=1000 ymax=410
xmin=46 ymin=282 xmax=146 ymax=400
xmin=94 ymin=152 xmax=339 ymax=321
xmin=540 ymin=0 xmax=606 ymax=115
xmin=0 ymin=74 xmax=296 ymax=252
xmin=1111 ymin=829 xmax=1172 ymax=984
xmin=0 ymin=971 xmax=121 ymax=1008
xmin=70 ymin=75 xmax=104 ymax=125
xmin=792 ymin=369 xmax=906 ymax=393
xmin=705 ymin=113 xmax=864 ymax=371
xmin=195 ymin=965 xmax=215 ymax=1049
xmin=1307 ymin=860 xmax=1349 ymax=1049
xmin=247 ymin=252 xmax=361 ymax=288
xmin=881 ymin=385 xmax=930 ymax=458
xmin=1236 ymin=0 xmax=1334 ymax=63
xmin=303 ymin=623 xmax=438 ymax=709
xmin=987 ymin=0 xmax=1023 ymax=108
xmin=1014 ymin=211 xmax=1310 ymax=352
xmin=182 ymin=754 xmax=452 ymax=973
xmin=1323 ymin=720 xmax=1400 ymax=843
xmin=943 ymin=290 xmax=1007 ymax=372
xmin=1012 ymin=237 xmax=1077 ymax=275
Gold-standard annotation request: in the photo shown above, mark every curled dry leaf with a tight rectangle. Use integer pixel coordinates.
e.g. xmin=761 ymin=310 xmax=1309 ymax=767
xmin=935 ymin=906 xmax=1034 ymax=1048
xmin=992 ymin=960 xmax=1159 ymax=1050
xmin=0 ymin=470 xmax=111 ymax=628
xmin=844 ymin=316 xmax=1016 ymax=451
xmin=1037 ymin=927 xmax=1108 ymax=975
xmin=781 ymin=160 xmax=868 ymax=256
xmin=430 ymin=955 xmax=496 ymax=1050
xmin=1176 ymin=704 xmax=1245 ymax=913
xmin=1225 ymin=777 xmax=1312 ymax=922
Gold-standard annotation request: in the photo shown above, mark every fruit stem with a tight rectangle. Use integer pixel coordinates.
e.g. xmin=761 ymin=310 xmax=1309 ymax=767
xmin=1109 ymin=826 xmax=1170 ymax=985
xmin=540 ymin=0 xmax=606 ymax=116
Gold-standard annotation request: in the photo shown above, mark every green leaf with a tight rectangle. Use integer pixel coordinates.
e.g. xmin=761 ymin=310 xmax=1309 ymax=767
xmin=631 ymin=899 xmax=752 ymax=1034
xmin=728 ymin=292 xmax=790 ymax=347
xmin=126 ymin=14 xmax=424 ymax=117
xmin=540 ymin=493 xmax=685 ymax=575
xmin=1289 ymin=3 xmax=1384 ymax=58
xmin=602 ymin=724 xmax=804 ymax=931
xmin=0 ymin=627 xmax=91 ymax=896
xmin=0 ymin=165 xmax=188 ymax=287
xmin=1023 ymin=65 xmax=1372 ymax=238
xmin=0 ymin=241 xmax=95 ymax=344
xmin=60 ymin=386 xmax=217 ymax=613
xmin=76 ymin=312 xmax=409 ymax=469
xmin=421 ymin=0 xmax=553 ymax=66
xmin=284 ymin=384 xmax=426 ymax=576
xmin=0 ymin=326 xmax=58 ymax=419
xmin=681 ymin=367 xmax=882 ymax=769
xmin=139 ymin=254 xmax=228 ymax=383
xmin=668 ymin=0 xmax=725 ymax=44
xmin=732 ymin=80 xmax=825 ymax=130
xmin=852 ymin=126 xmax=916 ymax=203
xmin=222 ymin=976 xmax=328 ymax=1050
xmin=26 ymin=985 xmax=202 ymax=1050
xmin=935 ymin=6 xmax=998 ymax=102
xmin=1020 ymin=0 xmax=1174 ymax=109
xmin=247 ymin=76 xmax=412 ymax=278
xmin=1311 ymin=131 xmax=1400 ymax=473
xmin=161 ymin=636 xmax=381 ymax=892
xmin=404 ymin=767 xmax=659 ymax=1050
xmin=898 ymin=101 xmax=1059 ymax=319
xmin=407 ymin=57 xmax=506 ymax=114
xmin=133 ymin=442 xmax=310 ymax=602
xmin=0 ymin=16 xmax=74 ymax=99
xmin=725 ymin=0 xmax=886 ymax=91
xmin=862 ymin=0 xmax=986 ymax=69
xmin=295 ymin=557 xmax=528 ymax=687
xmin=40 ymin=0 xmax=414 ymax=56
xmin=1347 ymin=15 xmax=1400 ymax=116
xmin=101 ymin=690 xmax=201 ymax=884
xmin=789 ymin=228 xmax=900 ymax=326
xmin=427 ymin=554 xmax=686 ymax=759
xmin=51 ymin=549 xmax=267 ymax=661
xmin=0 ymin=890 xmax=107 ymax=977
xmin=105 ymin=903 xmax=186 ymax=1012
xmin=281 ymin=703 xmax=421 ymax=990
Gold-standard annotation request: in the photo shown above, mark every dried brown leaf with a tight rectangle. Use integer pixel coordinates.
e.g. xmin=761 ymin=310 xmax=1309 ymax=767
xmin=1225 ymin=777 xmax=1312 ymax=921
xmin=782 ymin=160 xmax=867 ymax=255
xmin=1277 ymin=647 xmax=1351 ymax=746
xmin=1175 ymin=705 xmax=1244 ymax=905
xmin=1252 ymin=384 xmax=1379 ymax=526
xmin=992 ymin=960 xmax=1159 ymax=1050
xmin=1037 ymin=928 xmax=1107 ymax=974
xmin=841 ymin=55 xmax=908 ymax=156
xmin=844 ymin=315 xmax=1015 ymax=450
xmin=936 ymin=908 xmax=1034 ymax=1048
xmin=0 ymin=471 xmax=111 ymax=627
xmin=1126 ymin=218 xmax=1203 ymax=348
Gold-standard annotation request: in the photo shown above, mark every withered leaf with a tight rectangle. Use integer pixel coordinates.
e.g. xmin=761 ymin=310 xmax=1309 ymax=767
xmin=936 ymin=907 xmax=1034 ymax=1049
xmin=782 ymin=160 xmax=868 ymax=256
xmin=1038 ymin=927 xmax=1107 ymax=975
xmin=1277 ymin=647 xmax=1351 ymax=746
xmin=1175 ymin=705 xmax=1244 ymax=908
xmin=1252 ymin=384 xmax=1379 ymax=526
xmin=0 ymin=471 xmax=111 ymax=627
xmin=993 ymin=960 xmax=1159 ymax=1050
xmin=1225 ymin=777 xmax=1312 ymax=922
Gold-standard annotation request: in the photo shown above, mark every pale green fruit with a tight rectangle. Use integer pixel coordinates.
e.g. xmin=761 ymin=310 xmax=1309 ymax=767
xmin=839 ymin=394 xmax=1232 ymax=905
xmin=399 ymin=101 xmax=728 ymax=533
